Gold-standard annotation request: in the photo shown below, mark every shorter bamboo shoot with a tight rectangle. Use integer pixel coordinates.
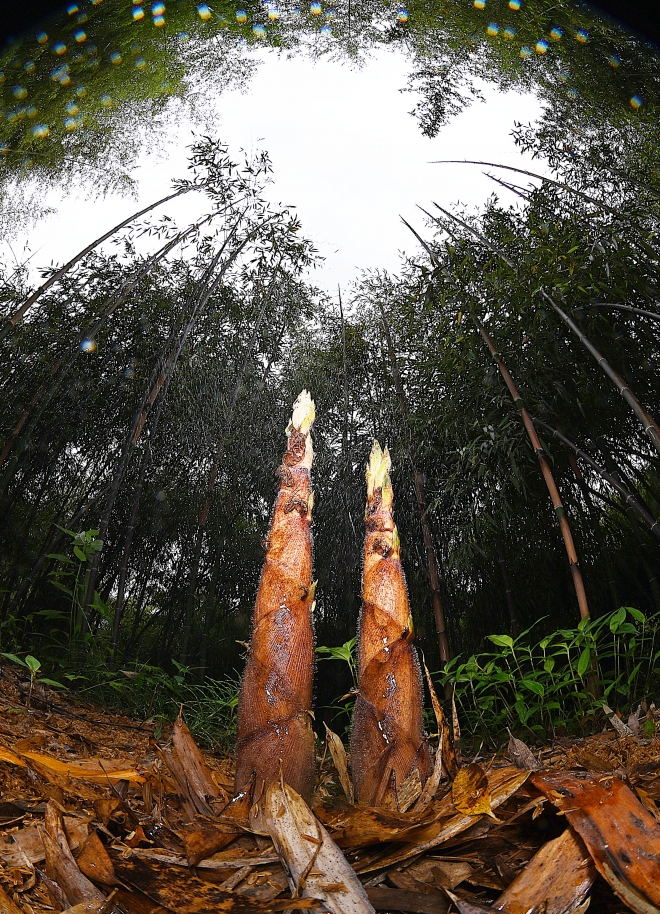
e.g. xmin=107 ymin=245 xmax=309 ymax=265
xmin=351 ymin=442 xmax=431 ymax=807
xmin=234 ymin=391 xmax=317 ymax=804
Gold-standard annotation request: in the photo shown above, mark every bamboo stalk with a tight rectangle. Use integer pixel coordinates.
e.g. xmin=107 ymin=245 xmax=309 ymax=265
xmin=351 ymin=442 xmax=431 ymax=807
xmin=474 ymin=318 xmax=590 ymax=621
xmin=234 ymin=391 xmax=317 ymax=804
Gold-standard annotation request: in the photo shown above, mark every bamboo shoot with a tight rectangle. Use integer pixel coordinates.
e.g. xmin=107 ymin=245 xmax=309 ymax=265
xmin=351 ymin=442 xmax=431 ymax=807
xmin=234 ymin=391 xmax=317 ymax=804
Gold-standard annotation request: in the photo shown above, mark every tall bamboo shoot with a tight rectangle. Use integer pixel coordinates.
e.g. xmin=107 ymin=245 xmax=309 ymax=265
xmin=351 ymin=442 xmax=430 ymax=807
xmin=234 ymin=391 xmax=317 ymax=804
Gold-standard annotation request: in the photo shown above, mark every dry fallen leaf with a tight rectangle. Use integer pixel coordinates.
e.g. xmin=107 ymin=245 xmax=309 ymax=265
xmin=264 ymin=778 xmax=375 ymax=914
xmin=533 ymin=772 xmax=660 ymax=914
xmin=324 ymin=723 xmax=353 ymax=803
xmin=451 ymin=763 xmax=496 ymax=818
xmin=506 ymin=730 xmax=538 ymax=771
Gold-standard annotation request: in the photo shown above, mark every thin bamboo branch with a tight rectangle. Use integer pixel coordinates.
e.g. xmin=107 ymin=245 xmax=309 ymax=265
xmin=427 ymin=201 xmax=660 ymax=457
xmin=1 ymin=185 xmax=197 ymax=341
xmin=532 ymin=419 xmax=660 ymax=541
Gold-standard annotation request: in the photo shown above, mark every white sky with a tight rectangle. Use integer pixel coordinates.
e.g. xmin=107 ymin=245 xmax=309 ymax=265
xmin=7 ymin=47 xmax=545 ymax=296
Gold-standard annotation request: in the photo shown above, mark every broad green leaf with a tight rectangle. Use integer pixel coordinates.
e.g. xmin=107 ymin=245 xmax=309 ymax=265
xmin=487 ymin=634 xmax=514 ymax=650
xmin=577 ymin=647 xmax=591 ymax=678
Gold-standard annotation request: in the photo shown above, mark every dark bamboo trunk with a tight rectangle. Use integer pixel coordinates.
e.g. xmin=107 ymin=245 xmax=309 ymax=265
xmin=475 ymin=318 xmax=590 ymax=620
xmin=379 ymin=307 xmax=451 ymax=670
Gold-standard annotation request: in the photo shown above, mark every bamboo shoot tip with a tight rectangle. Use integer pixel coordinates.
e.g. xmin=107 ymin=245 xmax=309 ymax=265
xmin=366 ymin=439 xmax=391 ymax=495
xmin=287 ymin=390 xmax=315 ymax=436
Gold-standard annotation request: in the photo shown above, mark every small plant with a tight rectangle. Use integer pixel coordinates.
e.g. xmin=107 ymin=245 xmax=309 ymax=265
xmin=0 ymin=652 xmax=65 ymax=708
xmin=316 ymin=636 xmax=358 ymax=688
xmin=316 ymin=636 xmax=358 ymax=736
xmin=438 ymin=607 xmax=660 ymax=746
xmin=47 ymin=527 xmax=109 ymax=655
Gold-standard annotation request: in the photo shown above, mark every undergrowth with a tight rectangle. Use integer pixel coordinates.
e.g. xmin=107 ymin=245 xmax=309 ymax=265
xmin=439 ymin=607 xmax=660 ymax=746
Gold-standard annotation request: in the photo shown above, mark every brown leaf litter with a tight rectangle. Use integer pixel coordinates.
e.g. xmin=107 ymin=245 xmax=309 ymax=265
xmin=0 ymin=663 xmax=659 ymax=914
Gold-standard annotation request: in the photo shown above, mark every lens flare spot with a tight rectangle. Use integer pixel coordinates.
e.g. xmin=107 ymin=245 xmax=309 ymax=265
xmin=74 ymin=29 xmax=86 ymax=41
xmin=310 ymin=2 xmax=322 ymax=14
xmin=197 ymin=3 xmax=212 ymax=18
xmin=558 ymin=70 xmax=568 ymax=82
xmin=153 ymin=14 xmax=165 ymax=25
xmin=53 ymin=42 xmax=67 ymax=54
xmin=630 ymin=95 xmax=643 ymax=109
xmin=67 ymin=3 xmax=79 ymax=13
xmin=65 ymin=102 xmax=79 ymax=114
xmin=236 ymin=9 xmax=247 ymax=21
xmin=152 ymin=2 xmax=165 ymax=12
xmin=76 ymin=85 xmax=87 ymax=96
xmin=508 ymin=0 xmax=520 ymax=9
xmin=397 ymin=8 xmax=408 ymax=21
xmin=31 ymin=123 xmax=50 ymax=137
xmin=608 ymin=54 xmax=620 ymax=67
xmin=536 ymin=38 xmax=548 ymax=52
xmin=253 ymin=23 xmax=267 ymax=36
xmin=503 ymin=25 xmax=515 ymax=38
xmin=12 ymin=86 xmax=28 ymax=99
xmin=110 ymin=51 xmax=122 ymax=63
xmin=37 ymin=31 xmax=48 ymax=43
xmin=487 ymin=22 xmax=498 ymax=35
xmin=178 ymin=30 xmax=190 ymax=40
xmin=80 ymin=338 xmax=97 ymax=353
xmin=26 ymin=106 xmax=38 ymax=117
xmin=567 ymin=86 xmax=579 ymax=98
xmin=520 ymin=45 xmax=532 ymax=58
xmin=549 ymin=26 xmax=562 ymax=39
xmin=576 ymin=28 xmax=588 ymax=42
xmin=64 ymin=116 xmax=77 ymax=130
xmin=133 ymin=6 xmax=145 ymax=18
xmin=320 ymin=23 xmax=331 ymax=33
xmin=473 ymin=0 xmax=485 ymax=8
xmin=268 ymin=6 xmax=279 ymax=18
xmin=135 ymin=55 xmax=147 ymax=68
xmin=100 ymin=93 xmax=112 ymax=106
xmin=24 ymin=60 xmax=36 ymax=72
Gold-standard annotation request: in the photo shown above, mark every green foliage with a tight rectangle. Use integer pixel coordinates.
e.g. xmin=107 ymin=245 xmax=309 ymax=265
xmin=439 ymin=608 xmax=660 ymax=746
xmin=0 ymin=650 xmax=65 ymax=707
xmin=316 ymin=636 xmax=358 ymax=735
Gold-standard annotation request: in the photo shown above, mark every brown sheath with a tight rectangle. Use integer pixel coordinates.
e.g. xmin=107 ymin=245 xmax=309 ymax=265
xmin=351 ymin=442 xmax=431 ymax=807
xmin=234 ymin=392 xmax=316 ymax=804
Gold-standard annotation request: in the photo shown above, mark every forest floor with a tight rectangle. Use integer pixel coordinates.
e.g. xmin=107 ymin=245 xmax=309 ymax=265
xmin=0 ymin=663 xmax=659 ymax=914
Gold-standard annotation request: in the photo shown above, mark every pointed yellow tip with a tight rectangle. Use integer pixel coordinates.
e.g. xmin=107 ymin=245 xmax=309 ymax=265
xmin=306 ymin=580 xmax=318 ymax=603
xmin=366 ymin=439 xmax=392 ymax=498
xmin=391 ymin=524 xmax=400 ymax=556
xmin=287 ymin=390 xmax=315 ymax=436
xmin=307 ymin=491 xmax=314 ymax=516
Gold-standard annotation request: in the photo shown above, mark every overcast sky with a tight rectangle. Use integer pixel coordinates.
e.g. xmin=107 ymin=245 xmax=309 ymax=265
xmin=7 ymin=46 xmax=545 ymax=297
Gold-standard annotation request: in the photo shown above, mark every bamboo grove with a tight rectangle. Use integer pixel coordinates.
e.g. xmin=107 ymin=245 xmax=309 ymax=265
xmin=1 ymin=127 xmax=659 ymax=729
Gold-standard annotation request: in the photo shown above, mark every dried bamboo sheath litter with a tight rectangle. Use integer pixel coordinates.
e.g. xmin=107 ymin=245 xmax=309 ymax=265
xmin=351 ymin=442 xmax=431 ymax=807
xmin=234 ymin=391 xmax=316 ymax=804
